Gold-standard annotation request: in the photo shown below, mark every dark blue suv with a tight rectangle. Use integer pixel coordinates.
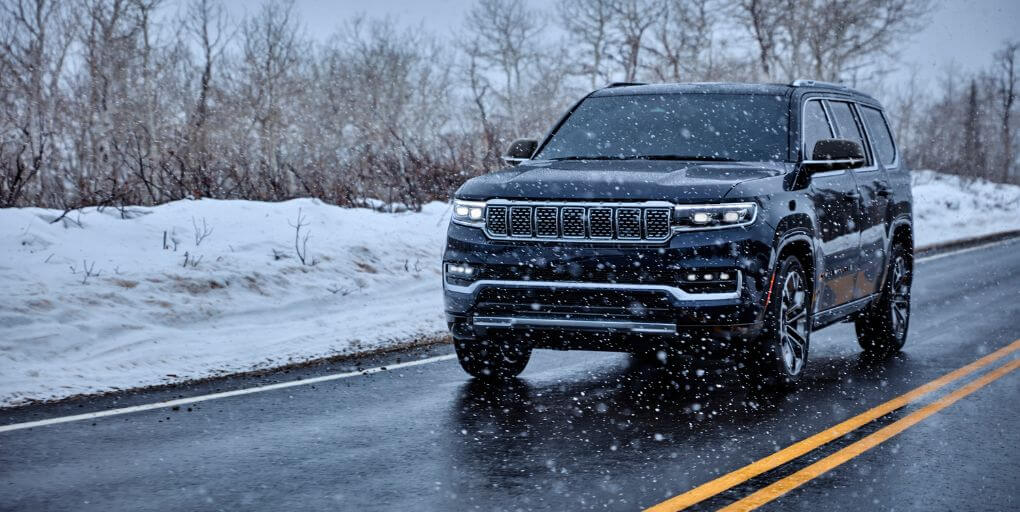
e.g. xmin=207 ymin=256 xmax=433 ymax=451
xmin=443 ymin=81 xmax=913 ymax=388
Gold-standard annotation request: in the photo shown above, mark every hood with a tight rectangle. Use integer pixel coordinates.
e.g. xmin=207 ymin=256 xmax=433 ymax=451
xmin=455 ymin=160 xmax=789 ymax=202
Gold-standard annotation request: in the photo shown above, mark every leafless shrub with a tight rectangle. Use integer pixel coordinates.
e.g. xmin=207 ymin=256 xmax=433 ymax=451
xmin=403 ymin=258 xmax=423 ymax=273
xmin=163 ymin=229 xmax=180 ymax=251
xmin=326 ymin=285 xmax=353 ymax=296
xmin=72 ymin=260 xmax=101 ymax=285
xmin=192 ymin=217 xmax=213 ymax=246
xmin=181 ymin=251 xmax=203 ymax=268
xmin=288 ymin=208 xmax=313 ymax=266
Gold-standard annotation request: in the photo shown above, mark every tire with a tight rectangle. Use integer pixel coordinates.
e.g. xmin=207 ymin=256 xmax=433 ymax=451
xmin=744 ymin=255 xmax=812 ymax=390
xmin=454 ymin=332 xmax=531 ymax=380
xmin=856 ymin=244 xmax=912 ymax=355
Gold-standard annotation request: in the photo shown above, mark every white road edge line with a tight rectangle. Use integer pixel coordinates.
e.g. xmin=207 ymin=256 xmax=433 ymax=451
xmin=0 ymin=354 xmax=457 ymax=434
xmin=916 ymin=236 xmax=1019 ymax=263
xmin=1 ymin=234 xmax=1016 ymax=434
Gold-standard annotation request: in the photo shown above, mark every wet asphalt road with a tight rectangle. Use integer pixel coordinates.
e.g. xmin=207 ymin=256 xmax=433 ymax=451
xmin=1 ymin=239 xmax=1019 ymax=511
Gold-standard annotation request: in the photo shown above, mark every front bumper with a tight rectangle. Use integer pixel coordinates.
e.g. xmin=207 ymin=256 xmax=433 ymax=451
xmin=443 ymin=219 xmax=775 ymax=349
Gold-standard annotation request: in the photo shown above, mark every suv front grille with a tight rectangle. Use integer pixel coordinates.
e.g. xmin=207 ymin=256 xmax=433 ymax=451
xmin=483 ymin=201 xmax=673 ymax=243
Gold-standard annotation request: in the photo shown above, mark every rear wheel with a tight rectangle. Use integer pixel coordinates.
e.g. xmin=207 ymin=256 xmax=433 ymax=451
xmin=454 ymin=332 xmax=531 ymax=380
xmin=856 ymin=244 xmax=911 ymax=354
xmin=744 ymin=255 xmax=811 ymax=389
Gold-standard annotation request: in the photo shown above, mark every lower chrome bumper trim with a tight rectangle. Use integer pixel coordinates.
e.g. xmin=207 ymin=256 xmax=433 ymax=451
xmin=444 ymin=275 xmax=741 ymax=301
xmin=472 ymin=316 xmax=677 ymax=334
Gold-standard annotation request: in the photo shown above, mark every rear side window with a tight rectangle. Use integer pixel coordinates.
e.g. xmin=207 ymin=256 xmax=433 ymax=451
xmin=861 ymin=106 xmax=896 ymax=166
xmin=827 ymin=101 xmax=870 ymax=164
xmin=802 ymin=100 xmax=833 ymax=159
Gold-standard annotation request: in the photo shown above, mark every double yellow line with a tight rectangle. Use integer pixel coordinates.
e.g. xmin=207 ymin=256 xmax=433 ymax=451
xmin=645 ymin=338 xmax=1020 ymax=512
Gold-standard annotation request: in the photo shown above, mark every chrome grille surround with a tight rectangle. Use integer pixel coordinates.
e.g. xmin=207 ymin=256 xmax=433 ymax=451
xmin=481 ymin=200 xmax=675 ymax=243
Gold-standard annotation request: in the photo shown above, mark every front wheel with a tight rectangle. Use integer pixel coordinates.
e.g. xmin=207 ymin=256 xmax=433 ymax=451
xmin=743 ymin=255 xmax=811 ymax=390
xmin=856 ymin=245 xmax=912 ymax=354
xmin=454 ymin=333 xmax=531 ymax=380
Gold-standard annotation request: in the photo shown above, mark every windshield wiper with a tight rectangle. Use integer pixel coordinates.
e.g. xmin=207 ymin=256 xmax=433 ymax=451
xmin=546 ymin=155 xmax=737 ymax=162
xmin=545 ymin=155 xmax=636 ymax=161
xmin=633 ymin=155 xmax=737 ymax=162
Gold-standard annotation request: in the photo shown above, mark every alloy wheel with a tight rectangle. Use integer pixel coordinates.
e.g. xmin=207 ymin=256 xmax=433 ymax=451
xmin=889 ymin=255 xmax=911 ymax=340
xmin=779 ymin=270 xmax=809 ymax=375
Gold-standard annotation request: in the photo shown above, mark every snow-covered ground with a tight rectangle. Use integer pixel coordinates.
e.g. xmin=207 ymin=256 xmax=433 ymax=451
xmin=911 ymin=170 xmax=1020 ymax=247
xmin=0 ymin=199 xmax=451 ymax=406
xmin=1 ymin=171 xmax=1018 ymax=406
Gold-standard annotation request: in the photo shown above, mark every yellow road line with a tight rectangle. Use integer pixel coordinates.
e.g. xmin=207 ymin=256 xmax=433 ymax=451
xmin=644 ymin=338 xmax=1020 ymax=512
xmin=720 ymin=357 xmax=1020 ymax=511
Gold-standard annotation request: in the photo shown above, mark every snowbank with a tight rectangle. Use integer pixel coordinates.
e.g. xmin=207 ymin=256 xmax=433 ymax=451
xmin=1 ymin=171 xmax=1018 ymax=406
xmin=0 ymin=199 xmax=451 ymax=405
xmin=911 ymin=170 xmax=1020 ymax=247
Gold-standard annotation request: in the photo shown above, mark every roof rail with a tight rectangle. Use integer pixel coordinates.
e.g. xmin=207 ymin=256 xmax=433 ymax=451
xmin=605 ymin=81 xmax=647 ymax=88
xmin=791 ymin=79 xmax=848 ymax=90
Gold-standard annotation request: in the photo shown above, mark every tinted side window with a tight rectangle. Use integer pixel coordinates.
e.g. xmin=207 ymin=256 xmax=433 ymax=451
xmin=861 ymin=106 xmax=896 ymax=165
xmin=802 ymin=100 xmax=832 ymax=159
xmin=828 ymin=101 xmax=870 ymax=163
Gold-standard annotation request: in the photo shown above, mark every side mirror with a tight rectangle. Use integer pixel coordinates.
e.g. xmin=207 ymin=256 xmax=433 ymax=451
xmin=802 ymin=138 xmax=866 ymax=173
xmin=501 ymin=138 xmax=538 ymax=166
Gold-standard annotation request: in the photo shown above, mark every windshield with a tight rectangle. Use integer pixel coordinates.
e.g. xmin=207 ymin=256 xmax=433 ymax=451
xmin=535 ymin=93 xmax=790 ymax=162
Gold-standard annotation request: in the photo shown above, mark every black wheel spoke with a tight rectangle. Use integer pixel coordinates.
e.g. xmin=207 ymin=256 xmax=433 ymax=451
xmin=786 ymin=325 xmax=808 ymax=349
xmin=786 ymin=307 xmax=807 ymax=324
xmin=778 ymin=266 xmax=810 ymax=376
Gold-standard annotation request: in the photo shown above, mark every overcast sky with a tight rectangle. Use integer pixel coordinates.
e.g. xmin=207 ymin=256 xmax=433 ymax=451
xmin=223 ymin=0 xmax=1019 ymax=89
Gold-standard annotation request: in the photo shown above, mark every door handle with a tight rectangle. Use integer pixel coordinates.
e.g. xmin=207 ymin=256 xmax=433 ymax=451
xmin=876 ymin=187 xmax=891 ymax=197
xmin=844 ymin=191 xmax=861 ymax=199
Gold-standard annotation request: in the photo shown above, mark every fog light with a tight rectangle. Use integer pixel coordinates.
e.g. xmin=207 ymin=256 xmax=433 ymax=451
xmin=719 ymin=272 xmax=730 ymax=280
xmin=687 ymin=273 xmax=698 ymax=281
xmin=703 ymin=273 xmax=714 ymax=281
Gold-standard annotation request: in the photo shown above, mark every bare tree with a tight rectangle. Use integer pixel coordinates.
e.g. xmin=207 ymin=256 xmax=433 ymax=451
xmin=607 ymin=0 xmax=665 ymax=82
xmin=643 ymin=0 xmax=718 ymax=82
xmin=0 ymin=0 xmax=76 ymax=206
xmin=236 ymin=0 xmax=306 ymax=200
xmin=181 ymin=0 xmax=231 ymax=198
xmin=464 ymin=0 xmax=544 ymax=130
xmin=557 ymin=0 xmax=614 ymax=88
xmin=961 ymin=79 xmax=987 ymax=176
xmin=736 ymin=0 xmax=782 ymax=79
xmin=737 ymin=0 xmax=932 ymax=82
xmin=994 ymin=41 xmax=1018 ymax=182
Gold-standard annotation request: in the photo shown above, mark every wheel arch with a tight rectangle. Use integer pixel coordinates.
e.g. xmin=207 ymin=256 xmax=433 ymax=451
xmin=881 ymin=218 xmax=914 ymax=289
xmin=763 ymin=219 xmax=816 ymax=321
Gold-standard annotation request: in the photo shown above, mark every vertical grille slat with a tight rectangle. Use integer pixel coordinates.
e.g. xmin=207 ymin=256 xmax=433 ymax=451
xmin=535 ymin=207 xmax=558 ymax=237
xmin=616 ymin=208 xmax=642 ymax=239
xmin=509 ymin=206 xmax=533 ymax=237
xmin=484 ymin=202 xmax=674 ymax=243
xmin=561 ymin=207 xmax=585 ymax=237
xmin=644 ymin=208 xmax=671 ymax=239
xmin=589 ymin=208 xmax=613 ymax=238
xmin=486 ymin=206 xmax=508 ymax=235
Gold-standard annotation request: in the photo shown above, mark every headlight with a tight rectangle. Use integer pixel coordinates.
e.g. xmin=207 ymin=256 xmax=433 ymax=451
xmin=452 ymin=199 xmax=486 ymax=227
xmin=672 ymin=202 xmax=757 ymax=231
